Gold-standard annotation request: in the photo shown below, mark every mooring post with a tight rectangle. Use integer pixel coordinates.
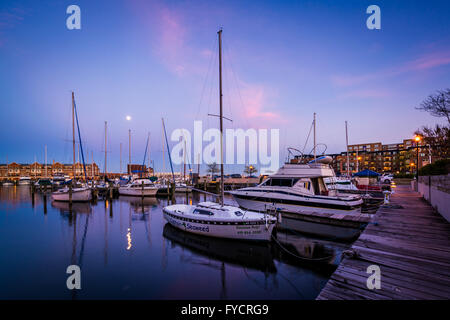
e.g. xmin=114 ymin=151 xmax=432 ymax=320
xmin=69 ymin=183 xmax=73 ymax=205
xmin=43 ymin=190 xmax=47 ymax=214
xmin=141 ymin=180 xmax=144 ymax=201
xmin=170 ymin=182 xmax=175 ymax=202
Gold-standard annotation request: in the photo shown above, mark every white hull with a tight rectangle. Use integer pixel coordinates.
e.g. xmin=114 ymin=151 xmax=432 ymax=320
xmin=175 ymin=186 xmax=192 ymax=193
xmin=233 ymin=195 xmax=361 ymax=215
xmin=2 ymin=182 xmax=14 ymax=186
xmin=18 ymin=181 xmax=31 ymax=185
xmin=118 ymin=187 xmax=158 ymax=197
xmin=51 ymin=188 xmax=92 ymax=202
xmin=163 ymin=211 xmax=274 ymax=241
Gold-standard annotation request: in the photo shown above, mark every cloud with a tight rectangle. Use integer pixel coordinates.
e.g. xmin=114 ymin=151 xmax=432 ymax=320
xmin=331 ymin=49 xmax=450 ymax=87
xmin=0 ymin=6 xmax=29 ymax=47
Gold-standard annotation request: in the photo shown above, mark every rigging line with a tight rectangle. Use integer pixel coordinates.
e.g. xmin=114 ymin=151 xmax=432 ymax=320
xmin=222 ymin=41 xmax=233 ymax=129
xmin=205 ymin=42 xmax=219 ymax=131
xmin=73 ymin=97 xmax=88 ymax=180
xmin=194 ymin=37 xmax=218 ymax=120
xmin=223 ymin=38 xmax=250 ymax=129
xmin=302 ymin=120 xmax=314 ymax=154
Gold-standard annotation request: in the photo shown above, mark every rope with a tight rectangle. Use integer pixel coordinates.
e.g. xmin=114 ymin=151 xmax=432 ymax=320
xmin=271 ymin=233 xmax=335 ymax=262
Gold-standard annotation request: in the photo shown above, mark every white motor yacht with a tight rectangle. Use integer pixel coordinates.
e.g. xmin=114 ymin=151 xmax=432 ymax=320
xmin=324 ymin=176 xmax=359 ymax=191
xmin=51 ymin=186 xmax=92 ymax=202
xmin=230 ymin=161 xmax=363 ymax=216
xmin=18 ymin=177 xmax=32 ymax=185
xmin=118 ymin=178 xmax=158 ymax=197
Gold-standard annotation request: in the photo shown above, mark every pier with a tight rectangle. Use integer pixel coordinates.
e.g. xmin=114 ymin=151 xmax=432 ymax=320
xmin=317 ymin=185 xmax=450 ymax=300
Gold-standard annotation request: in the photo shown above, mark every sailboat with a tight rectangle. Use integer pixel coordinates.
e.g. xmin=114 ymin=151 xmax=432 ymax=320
xmin=162 ymin=30 xmax=277 ymax=242
xmin=118 ymin=133 xmax=159 ymax=197
xmin=52 ymin=92 xmax=92 ymax=202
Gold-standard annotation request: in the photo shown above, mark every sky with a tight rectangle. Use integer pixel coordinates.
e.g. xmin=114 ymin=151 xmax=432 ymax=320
xmin=0 ymin=0 xmax=449 ymax=174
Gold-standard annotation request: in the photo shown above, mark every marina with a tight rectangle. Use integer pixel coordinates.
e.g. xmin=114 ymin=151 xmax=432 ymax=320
xmin=0 ymin=0 xmax=449 ymax=305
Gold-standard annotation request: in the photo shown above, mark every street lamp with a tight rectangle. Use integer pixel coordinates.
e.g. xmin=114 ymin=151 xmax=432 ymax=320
xmin=414 ymin=135 xmax=422 ymax=181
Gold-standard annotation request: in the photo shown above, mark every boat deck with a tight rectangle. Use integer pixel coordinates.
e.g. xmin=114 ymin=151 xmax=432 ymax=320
xmin=316 ymin=185 xmax=450 ymax=299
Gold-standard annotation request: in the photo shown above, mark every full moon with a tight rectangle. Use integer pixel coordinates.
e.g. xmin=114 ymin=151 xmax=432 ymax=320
xmin=126 ymin=115 xmax=131 ymax=121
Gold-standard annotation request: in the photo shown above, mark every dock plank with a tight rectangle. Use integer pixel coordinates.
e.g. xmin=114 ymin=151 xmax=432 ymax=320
xmin=317 ymin=185 xmax=450 ymax=300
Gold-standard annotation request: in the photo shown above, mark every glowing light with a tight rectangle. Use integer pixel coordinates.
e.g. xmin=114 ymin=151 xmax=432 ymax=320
xmin=414 ymin=135 xmax=421 ymax=142
xmin=126 ymin=115 xmax=132 ymax=121
xmin=126 ymin=227 xmax=132 ymax=250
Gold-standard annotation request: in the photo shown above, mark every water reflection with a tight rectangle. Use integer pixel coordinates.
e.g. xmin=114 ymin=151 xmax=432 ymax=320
xmin=163 ymin=224 xmax=277 ymax=273
xmin=0 ymin=187 xmax=349 ymax=299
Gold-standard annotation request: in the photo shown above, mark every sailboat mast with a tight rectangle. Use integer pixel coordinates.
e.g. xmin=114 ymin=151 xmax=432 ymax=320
xmin=313 ymin=112 xmax=316 ymax=160
xmin=104 ymin=121 xmax=107 ymax=180
xmin=345 ymin=121 xmax=350 ymax=177
xmin=72 ymin=92 xmax=76 ymax=179
xmin=218 ymin=29 xmax=224 ymax=206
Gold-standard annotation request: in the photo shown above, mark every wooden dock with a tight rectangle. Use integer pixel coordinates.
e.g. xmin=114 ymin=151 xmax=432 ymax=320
xmin=317 ymin=185 xmax=450 ymax=300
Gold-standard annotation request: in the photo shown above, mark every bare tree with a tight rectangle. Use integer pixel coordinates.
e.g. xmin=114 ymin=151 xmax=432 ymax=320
xmin=415 ymin=124 xmax=450 ymax=159
xmin=415 ymin=89 xmax=450 ymax=124
xmin=206 ymin=162 xmax=220 ymax=178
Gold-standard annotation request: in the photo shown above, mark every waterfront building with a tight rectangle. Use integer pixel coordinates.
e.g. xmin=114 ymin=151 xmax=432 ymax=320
xmin=292 ymin=138 xmax=433 ymax=175
xmin=0 ymin=161 xmax=100 ymax=181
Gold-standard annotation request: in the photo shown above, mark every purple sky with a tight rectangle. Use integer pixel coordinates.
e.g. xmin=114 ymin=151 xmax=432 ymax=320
xmin=0 ymin=0 xmax=449 ymax=174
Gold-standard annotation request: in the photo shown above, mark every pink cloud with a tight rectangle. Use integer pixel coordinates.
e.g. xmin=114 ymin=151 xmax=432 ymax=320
xmin=229 ymin=80 xmax=285 ymax=128
xmin=331 ymin=49 xmax=450 ymax=87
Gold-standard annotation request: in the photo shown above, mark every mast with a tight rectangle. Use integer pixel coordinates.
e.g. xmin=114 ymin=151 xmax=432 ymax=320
xmin=183 ymin=139 xmax=186 ymax=182
xmin=104 ymin=121 xmax=107 ymax=180
xmin=72 ymin=92 xmax=76 ymax=179
xmin=128 ymin=129 xmax=131 ymax=166
xmin=148 ymin=134 xmax=151 ymax=175
xmin=218 ymin=29 xmax=224 ymax=206
xmin=313 ymin=112 xmax=316 ymax=160
xmin=45 ymin=145 xmax=47 ymax=178
xmin=345 ymin=121 xmax=350 ymax=177
xmin=120 ymin=142 xmax=122 ymax=174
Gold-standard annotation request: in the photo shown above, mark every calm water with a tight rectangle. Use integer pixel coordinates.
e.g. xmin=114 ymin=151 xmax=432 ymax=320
xmin=0 ymin=186 xmax=349 ymax=300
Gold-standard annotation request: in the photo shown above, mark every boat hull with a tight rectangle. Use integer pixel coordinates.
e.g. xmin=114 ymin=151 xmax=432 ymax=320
xmin=18 ymin=181 xmax=31 ymax=185
xmin=51 ymin=188 xmax=92 ymax=202
xmin=163 ymin=210 xmax=275 ymax=241
xmin=118 ymin=187 xmax=158 ymax=197
xmin=232 ymin=194 xmax=362 ymax=215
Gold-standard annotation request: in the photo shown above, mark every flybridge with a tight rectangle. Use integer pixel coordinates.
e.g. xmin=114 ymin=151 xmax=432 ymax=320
xmin=271 ymin=163 xmax=335 ymax=179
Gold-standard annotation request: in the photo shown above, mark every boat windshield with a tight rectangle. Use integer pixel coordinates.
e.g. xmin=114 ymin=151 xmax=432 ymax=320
xmin=261 ymin=178 xmax=299 ymax=187
xmin=193 ymin=209 xmax=214 ymax=216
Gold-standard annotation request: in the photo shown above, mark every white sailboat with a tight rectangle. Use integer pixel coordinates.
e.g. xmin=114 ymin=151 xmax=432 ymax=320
xmin=163 ymin=29 xmax=277 ymax=241
xmin=51 ymin=92 xmax=92 ymax=202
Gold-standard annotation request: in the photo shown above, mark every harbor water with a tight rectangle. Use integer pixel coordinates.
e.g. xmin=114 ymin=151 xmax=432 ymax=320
xmin=0 ymin=185 xmax=349 ymax=299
